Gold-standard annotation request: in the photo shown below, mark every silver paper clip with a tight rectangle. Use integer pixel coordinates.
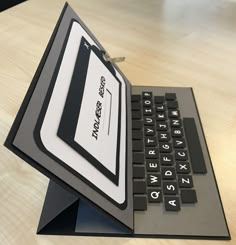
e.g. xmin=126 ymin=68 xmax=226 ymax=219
xmin=103 ymin=52 xmax=125 ymax=64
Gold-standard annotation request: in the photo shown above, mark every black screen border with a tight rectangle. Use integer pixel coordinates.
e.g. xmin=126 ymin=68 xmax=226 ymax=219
xmin=33 ymin=19 xmax=127 ymax=209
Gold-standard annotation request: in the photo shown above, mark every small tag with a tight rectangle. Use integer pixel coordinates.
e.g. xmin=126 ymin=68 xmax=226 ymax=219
xmin=103 ymin=52 xmax=125 ymax=63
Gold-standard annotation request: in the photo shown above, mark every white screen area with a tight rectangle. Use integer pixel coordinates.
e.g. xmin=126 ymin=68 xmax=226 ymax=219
xmin=40 ymin=21 xmax=127 ymax=204
xmin=75 ymin=51 xmax=120 ymax=175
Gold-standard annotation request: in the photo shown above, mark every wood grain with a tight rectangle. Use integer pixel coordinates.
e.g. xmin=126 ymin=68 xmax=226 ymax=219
xmin=0 ymin=0 xmax=236 ymax=244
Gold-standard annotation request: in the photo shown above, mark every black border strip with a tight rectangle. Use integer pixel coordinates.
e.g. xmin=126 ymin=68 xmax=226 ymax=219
xmin=56 ymin=36 xmax=121 ymax=185
xmin=37 ymin=232 xmax=230 ymax=239
xmin=33 ymin=19 xmax=126 ymax=209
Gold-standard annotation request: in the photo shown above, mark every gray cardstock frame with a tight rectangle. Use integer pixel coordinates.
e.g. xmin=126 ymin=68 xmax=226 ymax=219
xmin=8 ymin=3 xmax=133 ymax=231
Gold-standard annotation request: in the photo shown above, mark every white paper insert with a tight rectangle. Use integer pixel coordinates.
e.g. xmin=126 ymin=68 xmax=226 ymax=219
xmin=75 ymin=51 xmax=120 ymax=175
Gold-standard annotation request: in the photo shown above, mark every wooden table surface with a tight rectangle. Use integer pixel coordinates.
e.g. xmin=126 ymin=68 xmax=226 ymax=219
xmin=0 ymin=0 xmax=236 ymax=244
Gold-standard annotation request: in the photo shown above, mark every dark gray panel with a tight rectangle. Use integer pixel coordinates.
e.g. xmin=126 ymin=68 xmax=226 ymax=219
xmin=132 ymin=86 xmax=229 ymax=238
xmin=75 ymin=200 xmax=130 ymax=234
xmin=37 ymin=180 xmax=78 ymax=233
xmin=13 ymin=4 xmax=133 ymax=230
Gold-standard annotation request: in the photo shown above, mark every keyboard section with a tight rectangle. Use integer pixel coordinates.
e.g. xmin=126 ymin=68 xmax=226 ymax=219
xmin=132 ymin=92 xmax=204 ymax=212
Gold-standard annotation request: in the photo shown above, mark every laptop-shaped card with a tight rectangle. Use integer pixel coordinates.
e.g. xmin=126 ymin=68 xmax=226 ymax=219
xmin=5 ymin=3 xmax=230 ymax=239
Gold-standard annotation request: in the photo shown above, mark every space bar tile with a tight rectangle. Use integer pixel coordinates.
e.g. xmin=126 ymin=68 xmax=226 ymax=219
xmin=183 ymin=118 xmax=207 ymax=174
